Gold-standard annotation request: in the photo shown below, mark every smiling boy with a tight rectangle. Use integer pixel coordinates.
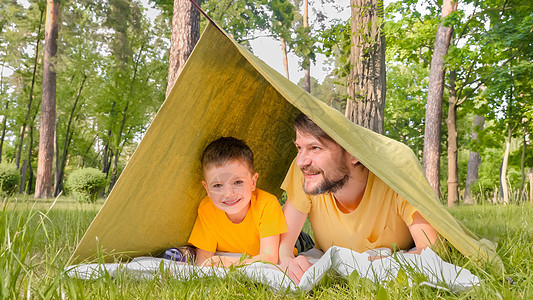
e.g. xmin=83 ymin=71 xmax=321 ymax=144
xmin=188 ymin=137 xmax=287 ymax=267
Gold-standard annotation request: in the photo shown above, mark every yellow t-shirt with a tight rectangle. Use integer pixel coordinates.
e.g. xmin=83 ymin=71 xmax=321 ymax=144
xmin=281 ymin=158 xmax=417 ymax=252
xmin=188 ymin=188 xmax=288 ymax=255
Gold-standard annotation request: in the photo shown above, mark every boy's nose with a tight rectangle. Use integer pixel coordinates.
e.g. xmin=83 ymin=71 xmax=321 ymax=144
xmin=223 ymin=186 xmax=235 ymax=198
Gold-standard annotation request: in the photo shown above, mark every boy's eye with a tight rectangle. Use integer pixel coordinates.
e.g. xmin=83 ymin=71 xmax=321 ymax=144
xmin=212 ymin=183 xmax=222 ymax=189
xmin=234 ymin=180 xmax=243 ymax=185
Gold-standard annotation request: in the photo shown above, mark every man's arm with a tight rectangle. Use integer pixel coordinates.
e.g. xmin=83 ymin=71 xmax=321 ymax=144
xmin=278 ymin=201 xmax=312 ymax=284
xmin=407 ymin=211 xmax=438 ymax=253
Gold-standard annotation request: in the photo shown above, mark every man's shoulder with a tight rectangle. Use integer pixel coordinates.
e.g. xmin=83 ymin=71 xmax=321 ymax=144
xmin=366 ymin=170 xmax=393 ymax=191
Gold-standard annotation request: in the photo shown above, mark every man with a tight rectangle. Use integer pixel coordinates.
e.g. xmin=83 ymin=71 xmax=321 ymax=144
xmin=278 ymin=114 xmax=438 ymax=283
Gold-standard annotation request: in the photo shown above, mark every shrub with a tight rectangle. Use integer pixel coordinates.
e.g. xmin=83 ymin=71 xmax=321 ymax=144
xmin=66 ymin=168 xmax=107 ymax=203
xmin=0 ymin=163 xmax=21 ymax=197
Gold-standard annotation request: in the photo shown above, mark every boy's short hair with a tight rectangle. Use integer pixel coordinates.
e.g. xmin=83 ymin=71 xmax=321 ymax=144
xmin=294 ymin=113 xmax=336 ymax=145
xmin=201 ymin=137 xmax=255 ymax=173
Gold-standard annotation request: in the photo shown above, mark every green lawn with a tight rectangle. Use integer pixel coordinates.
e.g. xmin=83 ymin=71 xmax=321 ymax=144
xmin=1 ymin=195 xmax=531 ymax=299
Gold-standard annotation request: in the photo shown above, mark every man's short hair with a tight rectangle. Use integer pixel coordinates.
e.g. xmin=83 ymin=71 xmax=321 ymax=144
xmin=201 ymin=137 xmax=254 ymax=173
xmin=294 ymin=113 xmax=336 ymax=145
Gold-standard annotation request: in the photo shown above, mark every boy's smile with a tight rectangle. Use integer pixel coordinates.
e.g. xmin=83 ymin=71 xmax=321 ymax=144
xmin=202 ymin=160 xmax=258 ymax=223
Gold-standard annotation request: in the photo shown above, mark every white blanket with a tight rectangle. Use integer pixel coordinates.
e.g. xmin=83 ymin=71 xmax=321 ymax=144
xmin=67 ymin=246 xmax=479 ymax=292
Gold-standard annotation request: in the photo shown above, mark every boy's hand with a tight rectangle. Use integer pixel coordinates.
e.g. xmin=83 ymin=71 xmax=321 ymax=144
xmin=278 ymin=255 xmax=313 ymax=285
xmin=201 ymin=256 xmax=224 ymax=267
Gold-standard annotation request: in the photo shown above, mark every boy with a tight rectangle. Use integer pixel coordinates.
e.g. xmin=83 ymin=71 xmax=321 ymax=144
xmin=188 ymin=137 xmax=288 ymax=267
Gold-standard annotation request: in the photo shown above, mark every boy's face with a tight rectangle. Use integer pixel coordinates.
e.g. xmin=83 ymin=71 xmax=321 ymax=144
xmin=202 ymin=160 xmax=258 ymax=223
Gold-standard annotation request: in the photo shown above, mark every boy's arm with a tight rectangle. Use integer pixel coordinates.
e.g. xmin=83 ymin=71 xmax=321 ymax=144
xmin=195 ymin=248 xmax=215 ymax=266
xmin=278 ymin=201 xmax=312 ymax=284
xmin=201 ymin=235 xmax=279 ymax=267
xmin=251 ymin=235 xmax=280 ymax=264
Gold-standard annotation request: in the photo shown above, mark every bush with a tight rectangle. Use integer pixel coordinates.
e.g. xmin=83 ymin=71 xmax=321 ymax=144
xmin=66 ymin=168 xmax=107 ymax=203
xmin=0 ymin=163 xmax=21 ymax=197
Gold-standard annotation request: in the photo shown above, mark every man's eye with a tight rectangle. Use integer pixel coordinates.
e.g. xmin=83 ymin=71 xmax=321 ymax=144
xmin=312 ymin=146 xmax=320 ymax=151
xmin=234 ymin=180 xmax=243 ymax=185
xmin=212 ymin=184 xmax=222 ymax=188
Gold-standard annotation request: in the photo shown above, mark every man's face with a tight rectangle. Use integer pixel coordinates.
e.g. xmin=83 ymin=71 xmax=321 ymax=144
xmin=294 ymin=131 xmax=352 ymax=195
xmin=202 ymin=160 xmax=258 ymax=222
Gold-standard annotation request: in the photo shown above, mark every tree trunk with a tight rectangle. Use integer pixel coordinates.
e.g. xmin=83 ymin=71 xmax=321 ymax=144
xmin=102 ymin=101 xmax=116 ymax=177
xmin=303 ymin=0 xmax=311 ymax=93
xmin=166 ymin=0 xmax=200 ymax=98
xmin=35 ymin=0 xmax=59 ymax=199
xmin=422 ymin=0 xmax=457 ymax=199
xmin=26 ymin=123 xmax=35 ymax=194
xmin=54 ymin=118 xmax=59 ymax=192
xmin=346 ymin=0 xmax=386 ymax=134
xmin=464 ymin=115 xmax=484 ymax=204
xmin=0 ymin=101 xmax=8 ymax=163
xmin=529 ymin=168 xmax=533 ymax=204
xmin=281 ymin=37 xmax=290 ymax=79
xmin=108 ymin=100 xmax=129 ymax=192
xmin=501 ymin=128 xmax=512 ymax=204
xmin=54 ymin=75 xmax=86 ymax=196
xmin=519 ymin=132 xmax=527 ymax=201
xmin=19 ymin=160 xmax=28 ymax=194
xmin=446 ymin=71 xmax=458 ymax=207
xmin=15 ymin=125 xmax=26 ymax=168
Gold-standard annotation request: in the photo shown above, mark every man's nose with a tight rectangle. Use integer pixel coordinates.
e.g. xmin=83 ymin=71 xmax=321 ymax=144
xmin=297 ymin=151 xmax=311 ymax=168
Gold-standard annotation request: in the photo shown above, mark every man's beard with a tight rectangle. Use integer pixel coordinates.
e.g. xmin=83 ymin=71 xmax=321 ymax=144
xmin=301 ymin=165 xmax=350 ymax=195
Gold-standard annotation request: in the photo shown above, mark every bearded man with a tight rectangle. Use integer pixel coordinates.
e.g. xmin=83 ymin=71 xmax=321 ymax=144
xmin=278 ymin=114 xmax=438 ymax=284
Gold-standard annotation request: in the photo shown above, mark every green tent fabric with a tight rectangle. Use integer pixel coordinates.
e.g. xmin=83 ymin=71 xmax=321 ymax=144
xmin=71 ymin=22 xmax=503 ymax=271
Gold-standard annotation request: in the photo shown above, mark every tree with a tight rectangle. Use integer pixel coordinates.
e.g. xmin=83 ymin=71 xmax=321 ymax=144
xmin=464 ymin=115 xmax=484 ymax=204
xmin=166 ymin=0 xmax=200 ymax=97
xmin=422 ymin=0 xmax=457 ymax=200
xmin=268 ymin=0 xmax=296 ymax=79
xmin=345 ymin=0 xmax=386 ymax=134
xmin=479 ymin=0 xmax=533 ymax=203
xmin=302 ymin=0 xmax=310 ymax=92
xmin=86 ymin=0 xmax=168 ymax=194
xmin=35 ymin=0 xmax=59 ymax=199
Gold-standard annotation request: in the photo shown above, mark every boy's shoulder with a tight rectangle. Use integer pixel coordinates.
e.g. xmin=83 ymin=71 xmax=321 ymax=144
xmin=197 ymin=195 xmax=215 ymax=211
xmin=254 ymin=188 xmax=276 ymax=199
xmin=252 ymin=188 xmax=280 ymax=208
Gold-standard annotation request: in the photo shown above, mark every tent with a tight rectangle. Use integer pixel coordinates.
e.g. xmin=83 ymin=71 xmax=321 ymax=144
xmin=71 ymin=21 xmax=503 ymax=271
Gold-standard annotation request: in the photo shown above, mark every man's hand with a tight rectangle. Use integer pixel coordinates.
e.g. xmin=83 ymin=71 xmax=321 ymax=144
xmin=278 ymin=255 xmax=313 ymax=285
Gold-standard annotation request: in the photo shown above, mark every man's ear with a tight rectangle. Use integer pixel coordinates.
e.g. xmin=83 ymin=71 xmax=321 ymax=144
xmin=347 ymin=153 xmax=362 ymax=167
xmin=251 ymin=172 xmax=259 ymax=191
xmin=202 ymin=180 xmax=210 ymax=197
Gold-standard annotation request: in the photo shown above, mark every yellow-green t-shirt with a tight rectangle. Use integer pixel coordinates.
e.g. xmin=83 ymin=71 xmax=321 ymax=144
xmin=188 ymin=188 xmax=288 ymax=255
xmin=281 ymin=158 xmax=417 ymax=252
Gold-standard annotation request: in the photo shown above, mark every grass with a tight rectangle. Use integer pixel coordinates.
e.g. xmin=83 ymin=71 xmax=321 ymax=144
xmin=1 ymin=195 xmax=532 ymax=299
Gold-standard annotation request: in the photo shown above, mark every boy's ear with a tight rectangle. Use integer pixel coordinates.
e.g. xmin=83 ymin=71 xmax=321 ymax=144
xmin=202 ymin=180 xmax=210 ymax=196
xmin=251 ymin=172 xmax=259 ymax=191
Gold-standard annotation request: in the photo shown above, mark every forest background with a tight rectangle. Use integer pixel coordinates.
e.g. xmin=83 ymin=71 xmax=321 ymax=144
xmin=0 ymin=0 xmax=531 ymax=206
